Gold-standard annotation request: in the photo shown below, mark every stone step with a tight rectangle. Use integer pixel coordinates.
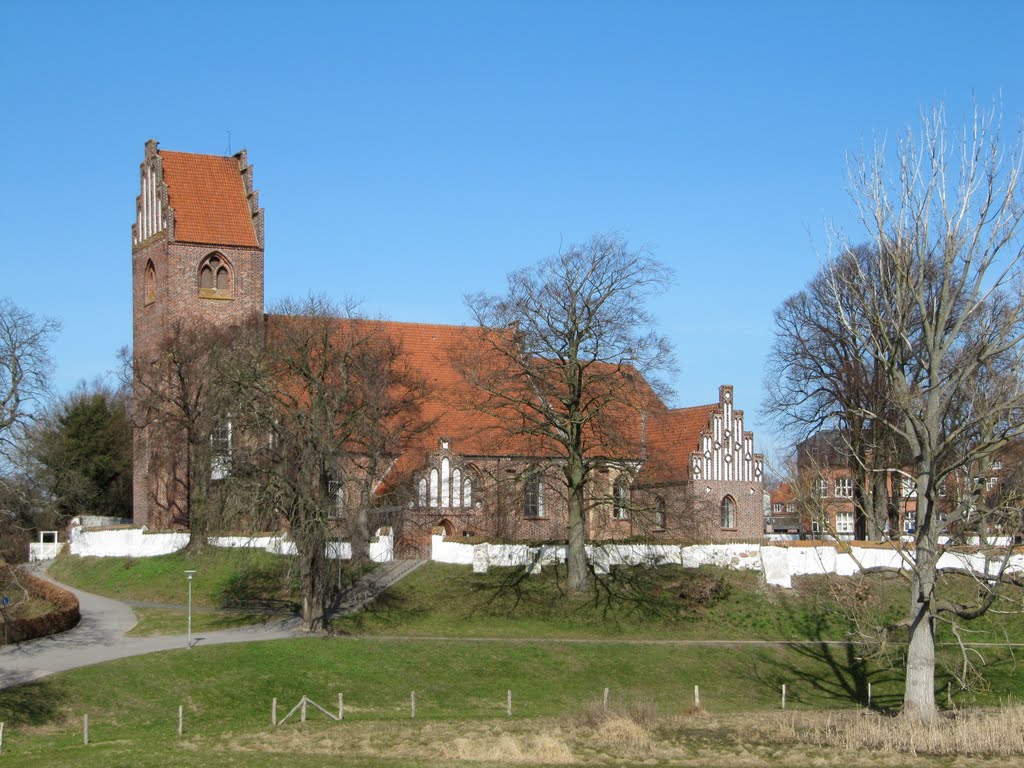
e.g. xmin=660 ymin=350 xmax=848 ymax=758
xmin=330 ymin=559 xmax=427 ymax=617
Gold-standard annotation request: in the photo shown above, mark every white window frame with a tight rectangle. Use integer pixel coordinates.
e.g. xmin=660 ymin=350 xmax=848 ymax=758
xmin=835 ymin=511 xmax=854 ymax=535
xmin=210 ymin=419 xmax=232 ymax=480
xmin=901 ymin=477 xmax=918 ymax=498
xmin=834 ymin=477 xmax=853 ymax=499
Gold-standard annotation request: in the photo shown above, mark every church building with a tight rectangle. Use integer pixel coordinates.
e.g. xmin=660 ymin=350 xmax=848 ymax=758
xmin=131 ymin=141 xmax=765 ymax=549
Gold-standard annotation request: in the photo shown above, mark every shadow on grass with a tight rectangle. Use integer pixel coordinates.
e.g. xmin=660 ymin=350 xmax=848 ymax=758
xmin=219 ymin=559 xmax=299 ymax=613
xmin=741 ymin=592 xmax=906 ymax=713
xmin=0 ymin=678 xmax=64 ymax=726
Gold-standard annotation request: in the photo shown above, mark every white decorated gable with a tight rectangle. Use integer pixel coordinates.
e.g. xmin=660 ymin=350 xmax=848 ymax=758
xmin=132 ymin=140 xmax=170 ymax=246
xmin=418 ymin=438 xmax=475 ymax=510
xmin=690 ymin=385 xmax=764 ymax=483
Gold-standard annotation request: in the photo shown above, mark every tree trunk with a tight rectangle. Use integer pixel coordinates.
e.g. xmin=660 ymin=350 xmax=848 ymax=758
xmin=867 ymin=470 xmax=888 ymax=539
xmin=566 ymin=481 xmax=590 ymax=592
xmin=299 ymin=540 xmax=325 ymax=632
xmin=565 ymin=449 xmax=591 ymax=593
xmin=903 ymin=495 xmax=938 ymax=723
xmin=352 ymin=485 xmax=371 ymax=567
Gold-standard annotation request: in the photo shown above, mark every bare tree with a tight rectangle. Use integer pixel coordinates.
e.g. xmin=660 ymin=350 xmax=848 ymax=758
xmin=230 ymin=296 xmax=425 ymax=631
xmin=0 ymin=298 xmax=60 ymax=463
xmin=463 ymin=233 xmax=674 ymax=593
xmin=764 ymin=246 xmax=909 ymax=540
xmin=826 ymin=105 xmax=1024 ymax=722
xmin=124 ymin=321 xmax=241 ymax=539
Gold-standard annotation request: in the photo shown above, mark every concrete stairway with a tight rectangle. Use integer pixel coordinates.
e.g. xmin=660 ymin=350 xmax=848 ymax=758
xmin=330 ymin=559 xmax=427 ymax=617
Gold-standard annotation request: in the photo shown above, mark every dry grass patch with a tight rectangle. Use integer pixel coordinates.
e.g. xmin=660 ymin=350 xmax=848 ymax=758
xmin=442 ymin=733 xmax=574 ymax=764
xmin=761 ymin=706 xmax=1024 ymax=757
xmin=181 ymin=709 xmax=1024 ymax=766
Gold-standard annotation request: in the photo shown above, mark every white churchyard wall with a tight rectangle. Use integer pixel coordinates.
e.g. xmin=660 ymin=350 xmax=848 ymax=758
xmin=66 ymin=523 xmax=394 ymax=563
xmin=430 ymin=534 xmax=1024 ymax=589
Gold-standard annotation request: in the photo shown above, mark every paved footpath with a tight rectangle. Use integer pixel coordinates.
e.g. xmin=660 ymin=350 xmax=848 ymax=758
xmin=0 ymin=565 xmax=301 ymax=690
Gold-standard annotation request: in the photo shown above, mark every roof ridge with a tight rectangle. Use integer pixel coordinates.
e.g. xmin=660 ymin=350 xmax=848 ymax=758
xmin=158 ymin=148 xmax=240 ymax=160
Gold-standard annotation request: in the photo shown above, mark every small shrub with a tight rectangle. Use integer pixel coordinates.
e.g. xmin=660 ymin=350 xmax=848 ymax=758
xmin=678 ymin=571 xmax=730 ymax=610
xmin=574 ymin=697 xmax=658 ymax=730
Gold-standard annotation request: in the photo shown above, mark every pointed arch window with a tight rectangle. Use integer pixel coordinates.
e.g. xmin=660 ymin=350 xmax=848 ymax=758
xmin=654 ymin=497 xmax=666 ymax=530
xmin=452 ymin=467 xmax=462 ymax=508
xmin=429 ymin=469 xmax=439 ymax=508
xmin=144 ymin=260 xmax=156 ymax=304
xmin=720 ymin=495 xmax=736 ymax=529
xmin=523 ymin=470 xmax=544 ymax=519
xmin=198 ymin=253 xmax=233 ymax=298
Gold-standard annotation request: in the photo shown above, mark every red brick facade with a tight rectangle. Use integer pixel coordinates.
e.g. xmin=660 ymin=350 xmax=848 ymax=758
xmin=130 ymin=141 xmax=766 ymax=543
xmin=131 ymin=140 xmax=264 ymax=527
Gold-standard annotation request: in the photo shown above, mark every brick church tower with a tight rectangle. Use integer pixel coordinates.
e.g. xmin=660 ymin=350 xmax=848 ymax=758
xmin=130 ymin=140 xmax=265 ymax=527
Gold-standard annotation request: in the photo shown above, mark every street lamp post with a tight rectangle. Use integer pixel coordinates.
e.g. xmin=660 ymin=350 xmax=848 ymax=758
xmin=185 ymin=570 xmax=196 ymax=648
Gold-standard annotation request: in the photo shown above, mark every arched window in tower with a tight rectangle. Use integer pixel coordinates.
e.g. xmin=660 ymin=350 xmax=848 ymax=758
xmin=198 ymin=253 xmax=232 ymax=298
xmin=144 ymin=260 xmax=156 ymax=304
xmin=720 ymin=495 xmax=736 ymax=529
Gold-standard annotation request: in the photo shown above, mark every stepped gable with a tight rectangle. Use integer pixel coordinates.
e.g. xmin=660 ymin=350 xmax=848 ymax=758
xmin=159 ymin=150 xmax=259 ymax=247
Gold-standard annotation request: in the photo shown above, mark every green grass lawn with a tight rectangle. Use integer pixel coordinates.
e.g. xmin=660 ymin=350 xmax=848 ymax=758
xmin=331 ymin=561 xmax=1024 ymax=646
xmin=11 ymin=553 xmax=1024 ymax=766
xmin=1 ymin=635 xmax=1021 ymax=767
xmin=49 ymin=546 xmax=303 ymax=610
xmin=49 ymin=551 xmax=1024 ymax=648
xmin=125 ymin=607 xmax=285 ymax=637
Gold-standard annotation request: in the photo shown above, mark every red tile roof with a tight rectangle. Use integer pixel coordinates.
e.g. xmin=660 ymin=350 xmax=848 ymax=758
xmin=771 ymin=482 xmax=797 ymax=505
xmin=159 ymin=150 xmax=258 ymax=247
xmin=262 ymin=316 xmax=697 ymax=489
xmin=639 ymin=403 xmax=719 ymax=485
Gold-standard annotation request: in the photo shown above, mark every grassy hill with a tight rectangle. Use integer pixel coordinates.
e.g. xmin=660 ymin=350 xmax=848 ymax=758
xmin=10 ymin=551 xmax=1023 ymax=766
xmin=1 ymin=631 xmax=1022 ymax=767
xmin=49 ymin=549 xmax=1024 ymax=645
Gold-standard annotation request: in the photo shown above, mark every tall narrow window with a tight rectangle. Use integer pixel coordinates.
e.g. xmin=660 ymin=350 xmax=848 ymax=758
xmin=429 ymin=469 xmax=439 ymax=508
xmin=524 ymin=471 xmax=544 ymax=518
xmin=463 ymin=476 xmax=473 ymax=507
xmin=452 ymin=468 xmax=462 ymax=508
xmin=210 ymin=420 xmax=232 ymax=480
xmin=144 ymin=260 xmax=156 ymax=304
xmin=328 ymin=479 xmax=344 ymax=519
xmin=441 ymin=458 xmax=451 ymax=508
xmin=418 ymin=478 xmax=427 ymax=507
xmin=612 ymin=476 xmax=630 ymax=520
xmin=654 ymin=498 xmax=666 ymax=530
xmin=720 ymin=496 xmax=735 ymax=529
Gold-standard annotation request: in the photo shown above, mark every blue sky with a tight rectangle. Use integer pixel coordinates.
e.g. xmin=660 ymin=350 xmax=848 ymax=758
xmin=2 ymin=1 xmax=1022 ymax=461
